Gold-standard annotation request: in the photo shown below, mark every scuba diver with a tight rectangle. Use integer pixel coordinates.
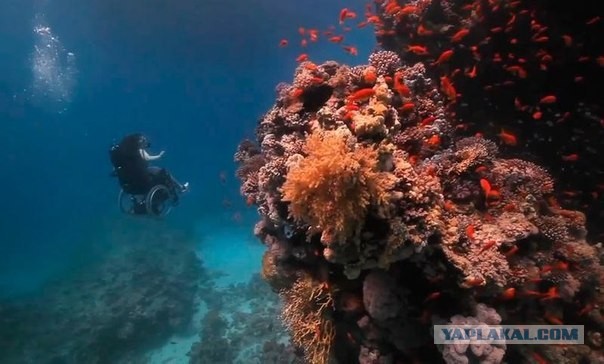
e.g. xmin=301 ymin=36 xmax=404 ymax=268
xmin=109 ymin=133 xmax=189 ymax=216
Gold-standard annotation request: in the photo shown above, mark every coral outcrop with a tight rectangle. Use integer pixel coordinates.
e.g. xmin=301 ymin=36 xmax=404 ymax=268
xmin=236 ymin=50 xmax=604 ymax=363
xmin=0 ymin=222 xmax=203 ymax=364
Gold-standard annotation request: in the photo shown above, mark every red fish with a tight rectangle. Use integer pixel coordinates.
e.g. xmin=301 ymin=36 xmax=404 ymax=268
xmin=417 ymin=24 xmax=433 ymax=36
xmin=394 ymin=71 xmax=410 ymax=97
xmin=400 ymin=102 xmax=415 ymax=112
xmin=450 ymin=28 xmax=470 ymax=42
xmin=343 ymin=46 xmax=358 ymax=56
xmin=432 ymin=49 xmax=454 ymax=65
xmin=279 ymin=39 xmax=288 ymax=47
xmin=480 ymin=179 xmax=492 ymax=195
xmin=296 ymin=53 xmax=309 ymax=62
xmin=466 ymin=224 xmax=475 ymax=240
xmin=348 ymin=88 xmax=375 ymax=101
xmin=498 ymin=129 xmax=517 ymax=146
xmin=426 ymin=134 xmax=441 ymax=147
xmin=533 ymin=111 xmax=543 ymax=120
xmin=407 ymin=45 xmax=429 ymax=55
xmin=539 ymin=95 xmax=557 ymax=104
xmin=339 ymin=8 xmax=356 ymax=24
xmin=420 ymin=116 xmax=436 ymax=127
xmin=561 ymin=153 xmax=579 ymax=162
xmin=500 ymin=287 xmax=516 ymax=300
xmin=440 ymin=76 xmax=457 ymax=101
xmin=479 ymin=240 xmax=497 ymax=253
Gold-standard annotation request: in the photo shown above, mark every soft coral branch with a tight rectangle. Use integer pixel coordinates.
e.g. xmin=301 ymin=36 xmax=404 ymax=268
xmin=281 ymin=130 xmax=394 ymax=244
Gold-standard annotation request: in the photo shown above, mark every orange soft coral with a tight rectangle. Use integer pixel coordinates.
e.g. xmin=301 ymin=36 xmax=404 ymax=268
xmin=281 ymin=129 xmax=394 ymax=244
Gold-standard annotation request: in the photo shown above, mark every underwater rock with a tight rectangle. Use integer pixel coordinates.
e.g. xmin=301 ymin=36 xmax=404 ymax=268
xmin=236 ymin=48 xmax=604 ymax=363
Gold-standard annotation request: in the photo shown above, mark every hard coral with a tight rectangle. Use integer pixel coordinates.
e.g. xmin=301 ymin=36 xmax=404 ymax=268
xmin=281 ymin=129 xmax=395 ymax=245
xmin=236 ymin=49 xmax=604 ymax=364
xmin=368 ymin=50 xmax=402 ymax=76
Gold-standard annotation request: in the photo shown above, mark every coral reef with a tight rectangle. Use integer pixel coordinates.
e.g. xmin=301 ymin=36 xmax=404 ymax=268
xmin=370 ymin=0 xmax=604 ymax=240
xmin=187 ymin=274 xmax=300 ymax=364
xmin=0 ymin=222 xmax=203 ymax=364
xmin=281 ymin=129 xmax=395 ymax=246
xmin=236 ymin=50 xmax=604 ymax=363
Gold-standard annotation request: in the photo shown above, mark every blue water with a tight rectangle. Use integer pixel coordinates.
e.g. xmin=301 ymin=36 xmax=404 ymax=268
xmin=0 ymin=0 xmax=374 ymax=361
xmin=0 ymin=0 xmax=375 ymax=293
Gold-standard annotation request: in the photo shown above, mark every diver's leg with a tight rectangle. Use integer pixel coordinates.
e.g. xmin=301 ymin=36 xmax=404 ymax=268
xmin=160 ymin=168 xmax=188 ymax=193
xmin=146 ymin=166 xmax=164 ymax=186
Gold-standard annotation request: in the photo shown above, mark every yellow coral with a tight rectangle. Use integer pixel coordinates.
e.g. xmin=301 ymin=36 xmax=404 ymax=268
xmin=281 ymin=129 xmax=394 ymax=243
xmin=280 ymin=275 xmax=335 ymax=364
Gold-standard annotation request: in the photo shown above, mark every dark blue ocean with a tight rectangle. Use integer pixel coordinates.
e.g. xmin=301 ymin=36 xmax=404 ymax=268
xmin=0 ymin=0 xmax=374 ymax=362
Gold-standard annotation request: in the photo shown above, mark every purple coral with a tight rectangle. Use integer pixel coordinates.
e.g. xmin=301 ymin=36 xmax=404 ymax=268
xmin=441 ymin=304 xmax=506 ymax=364
xmin=368 ymin=50 xmax=401 ymax=76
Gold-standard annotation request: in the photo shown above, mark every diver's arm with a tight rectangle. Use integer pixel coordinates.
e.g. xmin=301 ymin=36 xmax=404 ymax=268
xmin=140 ymin=149 xmax=165 ymax=161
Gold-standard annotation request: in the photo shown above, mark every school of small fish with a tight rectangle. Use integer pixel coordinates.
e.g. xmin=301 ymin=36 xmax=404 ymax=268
xmin=275 ymin=0 xmax=603 ymax=240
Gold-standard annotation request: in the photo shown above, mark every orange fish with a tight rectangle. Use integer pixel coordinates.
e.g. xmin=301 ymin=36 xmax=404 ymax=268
xmin=423 ymin=291 xmax=441 ymax=303
xmin=498 ymin=129 xmax=517 ymax=146
xmin=466 ymin=65 xmax=477 ymax=78
xmin=399 ymin=6 xmax=418 ymax=16
xmin=426 ymin=134 xmax=441 ymax=147
xmin=329 ymin=35 xmax=344 ymax=43
xmin=533 ymin=111 xmax=543 ymax=120
xmin=400 ymin=102 xmax=415 ymax=112
xmin=343 ymin=45 xmax=358 ymax=56
xmin=246 ymin=195 xmax=255 ymax=206
xmin=420 ymin=116 xmax=436 ymax=127
xmin=417 ymin=24 xmax=434 ymax=36
xmin=504 ymin=245 xmax=519 ymax=257
xmin=480 ymin=179 xmax=492 ymax=195
xmin=304 ymin=62 xmax=317 ymax=71
xmin=440 ymin=76 xmax=457 ymax=101
xmin=466 ymin=224 xmax=475 ymax=240
xmin=533 ymin=36 xmax=549 ymax=43
xmin=339 ymin=8 xmax=349 ymax=24
xmin=561 ymin=153 xmax=579 ymax=162
xmin=562 ymin=35 xmax=573 ymax=46
xmin=290 ymin=88 xmax=304 ymax=98
xmin=363 ymin=67 xmax=377 ymax=84
xmin=539 ymin=95 xmax=557 ymax=104
xmin=506 ymin=65 xmax=527 ymax=78
xmin=432 ymin=49 xmax=454 ymax=65
xmin=500 ymin=287 xmax=516 ymax=300
xmin=586 ymin=16 xmax=601 ymax=25
xmin=394 ymin=71 xmax=411 ymax=97
xmin=544 ymin=314 xmax=563 ymax=325
xmin=479 ymin=240 xmax=497 ymax=253
xmin=578 ymin=303 xmax=595 ymax=316
xmin=348 ymin=88 xmax=375 ymax=101
xmin=407 ymin=45 xmax=429 ymax=55
xmin=296 ymin=53 xmax=309 ymax=62
xmin=488 ymin=190 xmax=501 ymax=200
xmin=450 ymin=28 xmax=470 ymax=42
